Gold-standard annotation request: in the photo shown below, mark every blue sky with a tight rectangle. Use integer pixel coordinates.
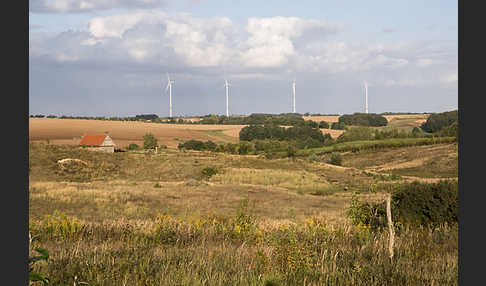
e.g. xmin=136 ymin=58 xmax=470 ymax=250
xmin=29 ymin=0 xmax=458 ymax=117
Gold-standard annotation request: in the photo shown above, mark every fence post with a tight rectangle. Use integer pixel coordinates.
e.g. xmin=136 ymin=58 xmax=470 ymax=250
xmin=386 ymin=193 xmax=395 ymax=260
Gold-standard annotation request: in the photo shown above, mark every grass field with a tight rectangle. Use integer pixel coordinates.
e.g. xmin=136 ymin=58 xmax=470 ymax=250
xmin=28 ymin=113 xmax=457 ymax=285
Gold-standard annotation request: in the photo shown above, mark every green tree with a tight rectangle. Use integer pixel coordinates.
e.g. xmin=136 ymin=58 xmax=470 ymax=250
xmin=318 ymin=121 xmax=330 ymax=128
xmin=143 ymin=133 xmax=158 ymax=150
xmin=420 ymin=110 xmax=458 ymax=133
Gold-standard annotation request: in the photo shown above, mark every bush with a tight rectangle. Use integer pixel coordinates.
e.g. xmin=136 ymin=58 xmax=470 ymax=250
xmin=438 ymin=121 xmax=458 ymax=138
xmin=179 ymin=139 xmax=205 ymax=151
xmin=237 ymin=141 xmax=255 ymax=155
xmin=392 ymin=180 xmax=458 ymax=226
xmin=318 ymin=121 xmax=330 ymax=129
xmin=204 ymin=140 xmax=217 ymax=151
xmin=331 ymin=122 xmax=346 ymax=130
xmin=201 ymin=167 xmax=218 ymax=179
xmin=347 ymin=180 xmax=458 ymax=229
xmin=143 ymin=133 xmax=158 ymax=150
xmin=337 ymin=126 xmax=374 ymax=143
xmin=127 ymin=143 xmax=140 ymax=150
xmin=328 ymin=152 xmax=342 ymax=166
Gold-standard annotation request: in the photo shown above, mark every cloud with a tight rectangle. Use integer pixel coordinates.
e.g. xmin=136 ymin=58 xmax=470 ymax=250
xmin=239 ymin=16 xmax=341 ymax=68
xmin=30 ymin=0 xmax=167 ymax=13
xmin=29 ymin=11 xmax=457 ymax=92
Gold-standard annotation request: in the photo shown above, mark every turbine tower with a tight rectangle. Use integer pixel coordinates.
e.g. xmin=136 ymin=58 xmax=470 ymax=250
xmin=165 ymin=73 xmax=174 ymax=118
xmin=292 ymin=78 xmax=296 ymax=113
xmin=224 ymin=79 xmax=230 ymax=117
xmin=364 ymin=81 xmax=368 ymax=114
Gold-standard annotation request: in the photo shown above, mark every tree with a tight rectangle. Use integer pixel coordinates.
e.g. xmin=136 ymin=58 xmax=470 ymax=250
xmin=143 ymin=133 xmax=158 ymax=150
xmin=318 ymin=121 xmax=330 ymax=129
xmin=420 ymin=110 xmax=458 ymax=133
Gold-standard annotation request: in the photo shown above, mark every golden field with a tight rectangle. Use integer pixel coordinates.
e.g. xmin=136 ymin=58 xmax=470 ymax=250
xmin=29 ymin=118 xmax=246 ymax=148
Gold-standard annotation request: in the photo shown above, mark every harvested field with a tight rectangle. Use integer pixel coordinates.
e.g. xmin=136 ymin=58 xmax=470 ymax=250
xmin=29 ymin=118 xmax=245 ymax=148
xmin=303 ymin=115 xmax=340 ymax=123
xmin=320 ymin=128 xmax=345 ymax=138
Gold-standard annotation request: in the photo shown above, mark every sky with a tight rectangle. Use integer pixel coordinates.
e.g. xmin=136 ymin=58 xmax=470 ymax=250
xmin=29 ymin=0 xmax=458 ymax=117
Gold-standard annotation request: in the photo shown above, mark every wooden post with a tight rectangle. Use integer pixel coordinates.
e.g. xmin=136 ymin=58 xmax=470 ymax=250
xmin=386 ymin=193 xmax=395 ymax=260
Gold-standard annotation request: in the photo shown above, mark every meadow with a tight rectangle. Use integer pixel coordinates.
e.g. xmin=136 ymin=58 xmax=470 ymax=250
xmin=28 ymin=114 xmax=457 ymax=286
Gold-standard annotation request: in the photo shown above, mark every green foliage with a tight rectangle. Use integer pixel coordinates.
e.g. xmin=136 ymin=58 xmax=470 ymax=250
xmin=237 ymin=141 xmax=255 ymax=155
xmin=346 ymin=194 xmax=386 ymax=229
xmin=331 ymin=121 xmax=346 ymax=130
xmin=178 ymin=139 xmax=219 ymax=151
xmin=392 ymin=180 xmax=458 ymax=226
xmin=29 ymin=234 xmax=50 ymax=285
xmin=135 ymin=114 xmax=159 ymax=121
xmin=143 ymin=133 xmax=158 ymax=150
xmin=239 ymin=124 xmax=326 ymax=150
xmin=318 ymin=121 xmax=330 ymax=129
xmin=420 ymin=110 xmax=458 ymax=133
xmin=337 ymin=126 xmax=374 ymax=143
xmin=338 ymin=113 xmax=388 ymax=127
xmin=127 ymin=143 xmax=140 ymax=150
xmin=347 ymin=180 xmax=458 ymax=229
xmin=328 ymin=152 xmax=342 ymax=166
xmin=201 ymin=166 xmax=218 ymax=179
xmin=299 ymin=137 xmax=457 ymax=156
xmin=438 ymin=121 xmax=458 ymax=138
xmin=199 ymin=113 xmax=305 ymax=126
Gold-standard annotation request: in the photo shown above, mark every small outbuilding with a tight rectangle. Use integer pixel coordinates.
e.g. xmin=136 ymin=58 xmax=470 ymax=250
xmin=79 ymin=134 xmax=116 ymax=153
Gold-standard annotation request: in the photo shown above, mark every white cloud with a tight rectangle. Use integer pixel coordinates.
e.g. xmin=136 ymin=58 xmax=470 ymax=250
xmin=29 ymin=11 xmax=457 ymax=92
xmin=239 ymin=16 xmax=341 ymax=68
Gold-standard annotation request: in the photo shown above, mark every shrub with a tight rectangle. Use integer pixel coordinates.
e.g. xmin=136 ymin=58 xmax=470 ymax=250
xmin=347 ymin=180 xmax=458 ymax=229
xmin=237 ymin=141 xmax=255 ymax=155
xmin=204 ymin=140 xmax=217 ymax=151
xmin=178 ymin=139 xmax=218 ymax=151
xmin=331 ymin=122 xmax=346 ymax=130
xmin=201 ymin=167 xmax=218 ymax=179
xmin=318 ymin=121 xmax=330 ymax=129
xmin=392 ymin=180 xmax=458 ymax=226
xmin=127 ymin=143 xmax=140 ymax=150
xmin=143 ymin=133 xmax=158 ymax=150
xmin=438 ymin=121 xmax=458 ymax=138
xmin=337 ymin=126 xmax=374 ymax=143
xmin=328 ymin=152 xmax=342 ymax=166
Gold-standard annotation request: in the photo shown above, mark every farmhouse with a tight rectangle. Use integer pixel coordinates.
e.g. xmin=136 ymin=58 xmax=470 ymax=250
xmin=79 ymin=134 xmax=116 ymax=153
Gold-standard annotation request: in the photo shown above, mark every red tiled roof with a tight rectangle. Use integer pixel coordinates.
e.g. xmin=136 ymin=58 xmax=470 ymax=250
xmin=79 ymin=134 xmax=109 ymax=146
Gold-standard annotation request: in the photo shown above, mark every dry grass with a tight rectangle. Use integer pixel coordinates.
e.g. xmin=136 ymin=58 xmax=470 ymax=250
xmin=28 ymin=139 xmax=457 ymax=285
xmin=29 ymin=179 xmax=363 ymax=227
xmin=342 ymin=143 xmax=458 ymax=178
xmin=209 ymin=167 xmax=332 ymax=193
xmin=303 ymin=115 xmax=340 ymax=123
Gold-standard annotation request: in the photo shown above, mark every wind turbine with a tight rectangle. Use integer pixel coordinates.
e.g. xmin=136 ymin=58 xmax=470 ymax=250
xmin=223 ymin=79 xmax=230 ymax=117
xmin=165 ymin=73 xmax=174 ymax=118
xmin=363 ymin=80 xmax=368 ymax=114
xmin=292 ymin=78 xmax=296 ymax=113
